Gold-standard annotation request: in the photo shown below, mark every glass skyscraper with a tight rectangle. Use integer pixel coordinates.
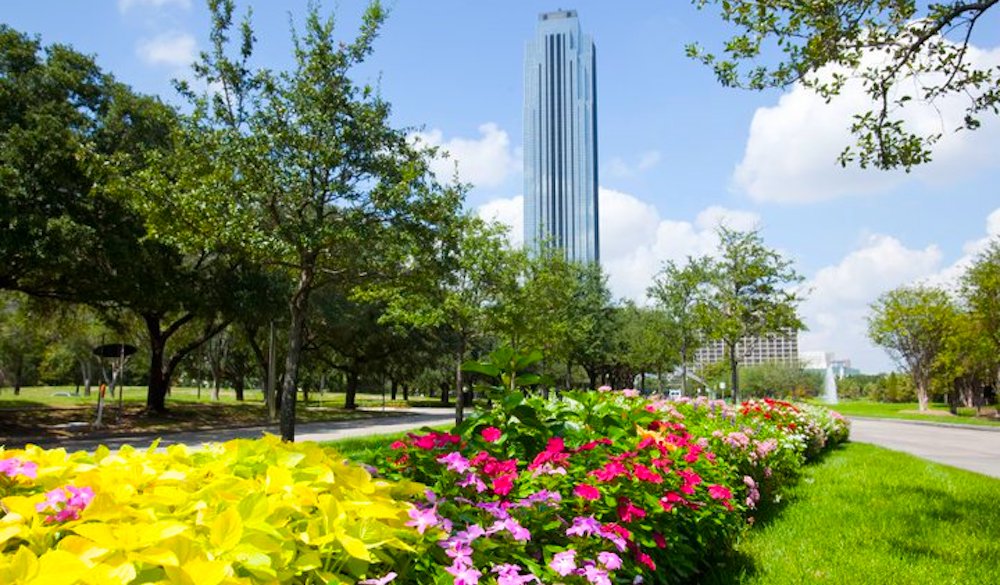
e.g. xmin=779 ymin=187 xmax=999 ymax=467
xmin=523 ymin=10 xmax=599 ymax=263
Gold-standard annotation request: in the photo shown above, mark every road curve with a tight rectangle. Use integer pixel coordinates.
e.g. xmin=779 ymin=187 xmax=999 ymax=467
xmin=849 ymin=417 xmax=1000 ymax=479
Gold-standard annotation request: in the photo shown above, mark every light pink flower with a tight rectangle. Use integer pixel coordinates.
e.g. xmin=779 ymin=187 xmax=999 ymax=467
xmin=549 ymin=550 xmax=577 ymax=576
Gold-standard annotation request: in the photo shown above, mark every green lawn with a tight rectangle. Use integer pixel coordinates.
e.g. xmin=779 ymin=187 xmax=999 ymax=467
xmin=0 ymin=385 xmax=445 ymax=409
xmin=829 ymin=400 xmax=1000 ymax=427
xmin=700 ymin=442 xmax=1000 ymax=584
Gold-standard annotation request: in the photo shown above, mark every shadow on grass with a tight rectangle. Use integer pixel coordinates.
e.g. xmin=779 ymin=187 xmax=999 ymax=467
xmin=690 ymin=443 xmax=848 ymax=585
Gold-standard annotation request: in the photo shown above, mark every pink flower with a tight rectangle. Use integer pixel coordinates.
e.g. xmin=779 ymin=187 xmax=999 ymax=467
xmin=566 ymin=515 xmax=601 ymax=537
xmin=492 ymin=564 xmax=540 ymax=585
xmin=598 ymin=551 xmax=622 ymax=570
xmin=492 ymin=474 xmax=515 ymax=496
xmin=632 ymin=464 xmax=662 ymax=484
xmin=437 ymin=451 xmax=471 ymax=474
xmin=589 ymin=462 xmax=629 ymax=482
xmin=406 ymin=506 xmax=439 ymax=534
xmin=390 ymin=440 xmax=407 ymax=450
xmin=707 ymin=484 xmax=733 ymax=501
xmin=36 ymin=485 xmax=94 ymax=523
xmin=481 ymin=427 xmax=502 ymax=442
xmin=446 ymin=560 xmax=482 ymax=585
xmin=0 ymin=457 xmax=37 ymax=480
xmin=653 ymin=532 xmax=667 ymax=549
xmin=549 ymin=550 xmax=577 ymax=576
xmin=616 ymin=497 xmax=646 ymax=523
xmin=636 ymin=551 xmax=656 ymax=571
xmin=582 ymin=563 xmax=612 ymax=585
xmin=360 ymin=572 xmax=397 ymax=585
xmin=574 ymin=483 xmax=600 ymax=501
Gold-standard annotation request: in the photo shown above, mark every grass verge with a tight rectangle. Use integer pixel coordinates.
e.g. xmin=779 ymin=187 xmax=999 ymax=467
xmin=830 ymin=400 xmax=1000 ymax=427
xmin=700 ymin=442 xmax=1000 ymax=584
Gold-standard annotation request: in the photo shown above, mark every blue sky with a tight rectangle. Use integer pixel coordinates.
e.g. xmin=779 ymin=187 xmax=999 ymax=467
xmin=5 ymin=0 xmax=1000 ymax=372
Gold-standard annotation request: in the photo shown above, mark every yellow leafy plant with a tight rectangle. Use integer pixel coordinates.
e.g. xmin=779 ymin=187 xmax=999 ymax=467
xmin=0 ymin=436 xmax=426 ymax=584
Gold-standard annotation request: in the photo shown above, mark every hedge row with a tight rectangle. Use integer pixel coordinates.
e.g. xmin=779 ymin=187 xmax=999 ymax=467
xmin=1 ymin=392 xmax=848 ymax=584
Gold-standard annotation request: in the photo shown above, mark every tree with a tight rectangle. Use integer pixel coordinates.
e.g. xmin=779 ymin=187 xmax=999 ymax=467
xmin=648 ymin=257 xmax=712 ymax=395
xmin=867 ymin=285 xmax=958 ymax=411
xmin=690 ymin=1 xmax=1000 ymax=170
xmin=933 ymin=309 xmax=995 ymax=412
xmin=963 ymin=238 xmax=1000 ymax=365
xmin=138 ymin=1 xmax=462 ymax=440
xmin=700 ymin=226 xmax=804 ymax=402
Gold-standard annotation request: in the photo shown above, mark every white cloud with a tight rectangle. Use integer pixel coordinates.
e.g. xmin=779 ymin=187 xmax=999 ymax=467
xmin=607 ymin=150 xmax=661 ymax=178
xmin=802 ymin=207 xmax=1000 ymax=372
xmin=476 ymin=187 xmax=760 ymax=303
xmin=136 ymin=32 xmax=197 ymax=68
xmin=735 ymin=42 xmax=1000 ymax=203
xmin=119 ymin=0 xmax=190 ymax=12
xmin=411 ymin=123 xmax=520 ymax=188
xmin=477 ymin=196 xmax=524 ymax=249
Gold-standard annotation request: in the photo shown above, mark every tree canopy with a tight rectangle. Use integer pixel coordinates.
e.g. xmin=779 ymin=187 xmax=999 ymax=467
xmin=690 ymin=0 xmax=1000 ymax=170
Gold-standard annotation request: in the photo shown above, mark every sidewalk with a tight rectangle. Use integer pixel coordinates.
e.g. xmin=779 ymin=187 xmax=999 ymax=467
xmin=8 ymin=407 xmax=456 ymax=453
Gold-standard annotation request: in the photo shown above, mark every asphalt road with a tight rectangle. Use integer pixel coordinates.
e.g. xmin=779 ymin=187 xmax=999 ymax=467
xmin=849 ymin=417 xmax=1000 ymax=478
xmin=14 ymin=407 xmax=456 ymax=454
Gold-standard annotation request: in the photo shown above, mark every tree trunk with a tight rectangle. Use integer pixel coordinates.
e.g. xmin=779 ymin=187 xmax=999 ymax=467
xmin=280 ymin=271 xmax=313 ymax=441
xmin=390 ymin=378 xmax=398 ymax=401
xmin=915 ymin=374 xmax=930 ymax=411
xmin=145 ymin=316 xmax=169 ymax=413
xmin=641 ymin=371 xmax=646 ymax=392
xmin=455 ymin=339 xmax=466 ymax=425
xmin=402 ymin=383 xmax=409 ymax=401
xmin=345 ymin=370 xmax=359 ymax=410
xmin=728 ymin=342 xmax=740 ymax=404
xmin=13 ymin=358 xmax=22 ymax=396
xmin=681 ymin=338 xmax=689 ymax=395
xmin=587 ymin=368 xmax=598 ymax=391
xmin=234 ymin=371 xmax=245 ymax=402
xmin=440 ymin=381 xmax=450 ymax=406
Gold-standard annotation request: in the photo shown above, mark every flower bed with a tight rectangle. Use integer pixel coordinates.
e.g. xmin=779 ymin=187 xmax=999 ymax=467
xmin=0 ymin=436 xmax=422 ymax=584
xmin=381 ymin=391 xmax=849 ymax=584
xmin=2 ymin=393 xmax=848 ymax=584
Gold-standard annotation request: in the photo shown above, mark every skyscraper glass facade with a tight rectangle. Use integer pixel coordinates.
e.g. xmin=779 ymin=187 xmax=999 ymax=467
xmin=523 ymin=10 xmax=599 ymax=263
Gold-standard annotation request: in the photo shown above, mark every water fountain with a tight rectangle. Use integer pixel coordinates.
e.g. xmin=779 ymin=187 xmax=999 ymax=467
xmin=822 ymin=364 xmax=838 ymax=404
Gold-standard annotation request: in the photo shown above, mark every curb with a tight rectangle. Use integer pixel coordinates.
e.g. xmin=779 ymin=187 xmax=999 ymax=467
xmin=847 ymin=415 xmax=1000 ymax=433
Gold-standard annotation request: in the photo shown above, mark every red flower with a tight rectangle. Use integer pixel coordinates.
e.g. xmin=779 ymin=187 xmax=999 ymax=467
xmin=590 ymin=462 xmax=630 ymax=482
xmin=653 ymin=532 xmax=667 ymax=549
xmin=574 ymin=483 xmax=601 ymax=501
xmin=412 ymin=435 xmax=437 ymax=450
xmin=707 ymin=484 xmax=733 ymax=501
xmin=633 ymin=464 xmax=663 ymax=484
xmin=636 ymin=551 xmax=656 ymax=570
xmin=390 ymin=440 xmax=407 ymax=450
xmin=482 ymin=427 xmax=502 ymax=442
xmin=492 ymin=474 xmax=515 ymax=496
xmin=575 ymin=438 xmax=612 ymax=452
xmin=616 ymin=497 xmax=647 ymax=523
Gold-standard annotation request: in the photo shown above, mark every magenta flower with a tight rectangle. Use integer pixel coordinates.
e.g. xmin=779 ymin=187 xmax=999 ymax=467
xmin=707 ymin=484 xmax=733 ymax=500
xmin=36 ymin=485 xmax=94 ymax=523
xmin=0 ymin=457 xmax=38 ymax=480
xmin=446 ymin=560 xmax=482 ymax=585
xmin=549 ymin=550 xmax=578 ymax=576
xmin=406 ymin=506 xmax=439 ymax=534
xmin=481 ymin=427 xmax=502 ymax=442
xmin=493 ymin=563 xmax=540 ymax=585
xmin=438 ymin=451 xmax=471 ymax=474
xmin=574 ymin=483 xmax=600 ymax=501
xmin=566 ymin=515 xmax=601 ymax=537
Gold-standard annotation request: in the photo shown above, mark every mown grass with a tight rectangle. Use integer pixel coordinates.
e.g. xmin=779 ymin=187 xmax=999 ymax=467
xmin=700 ymin=442 xmax=1000 ymax=584
xmin=0 ymin=385 xmax=445 ymax=444
xmin=0 ymin=385 xmax=446 ymax=409
xmin=322 ymin=425 xmax=450 ymax=465
xmin=830 ymin=400 xmax=1000 ymax=427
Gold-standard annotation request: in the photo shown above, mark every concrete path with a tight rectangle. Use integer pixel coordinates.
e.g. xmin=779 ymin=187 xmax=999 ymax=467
xmin=15 ymin=407 xmax=456 ymax=454
xmin=849 ymin=417 xmax=1000 ymax=479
